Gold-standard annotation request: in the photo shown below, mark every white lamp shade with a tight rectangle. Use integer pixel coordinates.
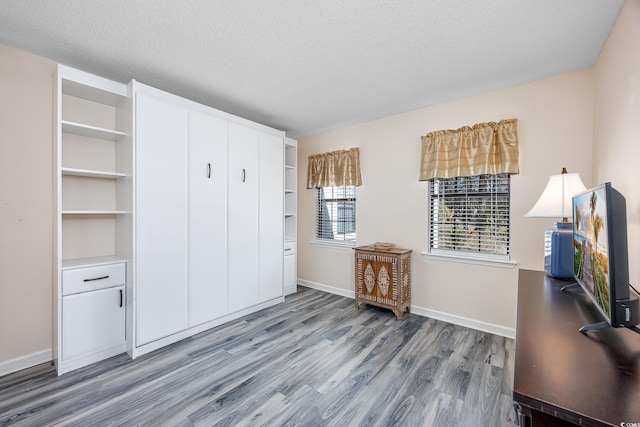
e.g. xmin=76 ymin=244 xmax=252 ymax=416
xmin=525 ymin=172 xmax=586 ymax=218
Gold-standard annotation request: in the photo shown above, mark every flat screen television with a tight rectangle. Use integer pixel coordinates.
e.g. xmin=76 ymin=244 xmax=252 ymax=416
xmin=572 ymin=182 xmax=639 ymax=332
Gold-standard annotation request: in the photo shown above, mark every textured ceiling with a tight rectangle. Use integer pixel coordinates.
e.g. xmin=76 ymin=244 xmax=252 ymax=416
xmin=0 ymin=0 xmax=624 ymax=138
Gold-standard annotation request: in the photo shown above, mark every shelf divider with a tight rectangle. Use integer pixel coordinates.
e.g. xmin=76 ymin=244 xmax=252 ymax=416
xmin=62 ymin=167 xmax=125 ymax=179
xmin=62 ymin=210 xmax=127 ymax=215
xmin=62 ymin=120 xmax=126 ymax=141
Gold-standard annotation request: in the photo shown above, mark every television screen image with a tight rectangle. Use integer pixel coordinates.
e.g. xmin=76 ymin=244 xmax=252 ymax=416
xmin=573 ymin=186 xmax=611 ymax=319
xmin=572 ymin=182 xmax=638 ymax=331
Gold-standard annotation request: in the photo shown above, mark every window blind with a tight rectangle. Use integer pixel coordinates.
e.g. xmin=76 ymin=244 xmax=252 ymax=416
xmin=429 ymin=174 xmax=510 ymax=256
xmin=317 ymin=185 xmax=356 ymax=243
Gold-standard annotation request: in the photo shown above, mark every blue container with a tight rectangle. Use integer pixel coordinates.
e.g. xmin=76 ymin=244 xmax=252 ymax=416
xmin=544 ymin=222 xmax=574 ymax=279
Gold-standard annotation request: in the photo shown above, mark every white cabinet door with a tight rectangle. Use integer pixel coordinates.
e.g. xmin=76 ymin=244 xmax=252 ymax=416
xmin=188 ymin=110 xmax=228 ymax=326
xmin=227 ymin=122 xmax=260 ymax=313
xmin=136 ymin=91 xmax=188 ymax=345
xmin=284 ymin=254 xmax=296 ymax=292
xmin=62 ymin=286 xmax=125 ymax=361
xmin=259 ymin=133 xmax=284 ymax=301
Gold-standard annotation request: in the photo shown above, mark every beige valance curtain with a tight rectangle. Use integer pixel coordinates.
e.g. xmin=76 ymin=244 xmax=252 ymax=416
xmin=418 ymin=119 xmax=519 ymax=181
xmin=307 ymin=147 xmax=362 ymax=189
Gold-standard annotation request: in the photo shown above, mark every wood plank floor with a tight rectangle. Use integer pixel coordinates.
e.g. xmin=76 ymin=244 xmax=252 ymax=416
xmin=0 ymin=287 xmax=517 ymax=426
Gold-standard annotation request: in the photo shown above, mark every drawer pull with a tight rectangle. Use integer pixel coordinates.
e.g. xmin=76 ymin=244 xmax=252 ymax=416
xmin=120 ymin=289 xmax=123 ymax=307
xmin=285 ymin=248 xmax=292 ymax=252
xmin=83 ymin=275 xmax=109 ymax=282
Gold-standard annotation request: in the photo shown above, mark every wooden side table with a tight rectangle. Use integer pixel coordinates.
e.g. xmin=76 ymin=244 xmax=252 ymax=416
xmin=354 ymin=246 xmax=412 ymax=319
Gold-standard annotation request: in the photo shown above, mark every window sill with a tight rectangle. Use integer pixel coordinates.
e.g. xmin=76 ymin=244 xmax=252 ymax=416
xmin=421 ymin=251 xmax=518 ymax=269
xmin=310 ymin=240 xmax=356 ymax=251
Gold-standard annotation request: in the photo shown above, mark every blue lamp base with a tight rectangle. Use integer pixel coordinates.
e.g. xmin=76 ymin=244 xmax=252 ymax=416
xmin=544 ymin=221 xmax=574 ymax=279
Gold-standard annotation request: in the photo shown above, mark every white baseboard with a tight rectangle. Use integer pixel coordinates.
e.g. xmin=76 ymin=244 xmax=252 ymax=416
xmin=298 ymin=279 xmax=355 ymax=299
xmin=0 ymin=349 xmax=52 ymax=377
xmin=298 ymin=280 xmax=515 ymax=339
xmin=409 ymin=306 xmax=515 ymax=339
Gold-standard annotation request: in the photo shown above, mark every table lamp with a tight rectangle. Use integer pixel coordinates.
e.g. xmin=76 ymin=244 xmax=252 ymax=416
xmin=525 ymin=168 xmax=586 ymax=279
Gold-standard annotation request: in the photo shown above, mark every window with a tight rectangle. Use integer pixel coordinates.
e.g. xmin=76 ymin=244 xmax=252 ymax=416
xmin=317 ymin=185 xmax=356 ymax=244
xmin=428 ymin=174 xmax=510 ymax=257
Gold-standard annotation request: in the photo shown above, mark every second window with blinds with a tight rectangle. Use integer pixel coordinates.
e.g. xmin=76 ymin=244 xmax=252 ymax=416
xmin=428 ymin=174 xmax=511 ymax=259
xmin=316 ymin=185 xmax=356 ymax=246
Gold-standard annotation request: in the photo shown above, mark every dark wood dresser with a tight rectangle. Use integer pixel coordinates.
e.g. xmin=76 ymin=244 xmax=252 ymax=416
xmin=354 ymin=245 xmax=411 ymax=319
xmin=514 ymin=269 xmax=640 ymax=426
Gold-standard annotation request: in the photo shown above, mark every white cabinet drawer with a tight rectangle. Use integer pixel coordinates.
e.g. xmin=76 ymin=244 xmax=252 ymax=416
xmin=63 ymin=262 xmax=126 ymax=296
xmin=284 ymin=241 xmax=296 ymax=255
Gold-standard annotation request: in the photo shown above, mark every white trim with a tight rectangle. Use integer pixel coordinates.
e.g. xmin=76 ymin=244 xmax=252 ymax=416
xmin=297 ymin=279 xmax=355 ymax=299
xmin=310 ymin=240 xmax=356 ymax=251
xmin=409 ymin=305 xmax=515 ymax=339
xmin=297 ymin=281 xmax=515 ymax=339
xmin=0 ymin=349 xmax=52 ymax=377
xmin=421 ymin=250 xmax=518 ymax=269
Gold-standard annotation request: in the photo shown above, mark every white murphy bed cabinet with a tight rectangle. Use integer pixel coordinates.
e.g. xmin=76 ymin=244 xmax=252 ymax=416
xmin=131 ymin=83 xmax=285 ymax=357
xmin=54 ymin=66 xmax=288 ymax=374
xmin=188 ymin=110 xmax=228 ymax=327
xmin=227 ymin=123 xmax=284 ymax=313
xmin=133 ymin=88 xmax=189 ymax=346
xmin=258 ymin=131 xmax=285 ymax=302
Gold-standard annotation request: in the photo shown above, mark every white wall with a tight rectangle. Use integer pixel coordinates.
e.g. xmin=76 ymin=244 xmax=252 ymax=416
xmin=0 ymin=44 xmax=56 ymax=371
xmin=298 ymin=69 xmax=594 ymax=334
xmin=593 ymin=0 xmax=640 ymax=288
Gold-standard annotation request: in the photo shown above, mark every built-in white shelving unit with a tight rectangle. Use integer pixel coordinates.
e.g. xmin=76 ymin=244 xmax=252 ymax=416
xmin=284 ymin=137 xmax=297 ymax=295
xmin=53 ymin=65 xmax=131 ymax=375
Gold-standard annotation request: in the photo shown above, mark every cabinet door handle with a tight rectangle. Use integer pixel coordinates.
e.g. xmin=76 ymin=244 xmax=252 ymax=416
xmin=207 ymin=163 xmax=211 ymax=179
xmin=242 ymin=168 xmax=246 ymax=182
xmin=119 ymin=289 xmax=123 ymax=307
xmin=84 ymin=275 xmax=109 ymax=282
